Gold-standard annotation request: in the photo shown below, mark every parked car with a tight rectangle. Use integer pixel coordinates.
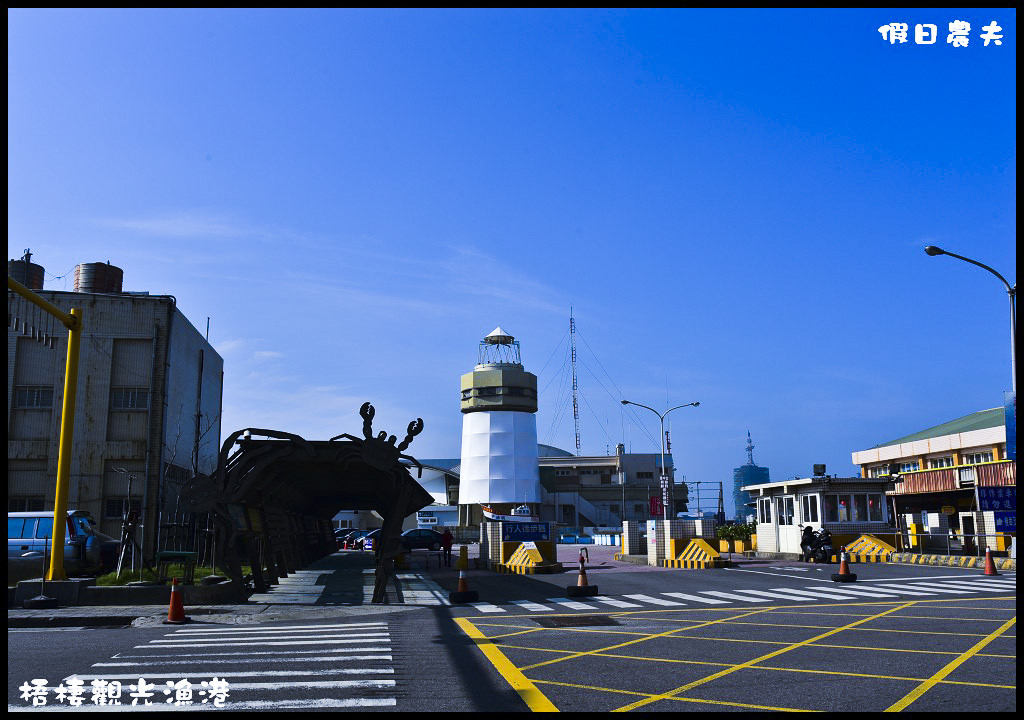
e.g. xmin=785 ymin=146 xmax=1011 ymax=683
xmin=335 ymin=529 xmax=364 ymax=548
xmin=400 ymin=528 xmax=444 ymax=551
xmin=357 ymin=529 xmax=380 ymax=550
xmin=8 ymin=510 xmax=119 ymax=579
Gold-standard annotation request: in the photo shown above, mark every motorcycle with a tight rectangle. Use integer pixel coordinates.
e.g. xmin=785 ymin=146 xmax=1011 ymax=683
xmin=799 ymin=525 xmax=834 ymax=563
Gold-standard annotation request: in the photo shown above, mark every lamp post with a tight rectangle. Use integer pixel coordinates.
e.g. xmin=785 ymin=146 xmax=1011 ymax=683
xmin=925 ymin=246 xmax=1016 ymax=392
xmin=621 ymin=400 xmax=699 ymax=521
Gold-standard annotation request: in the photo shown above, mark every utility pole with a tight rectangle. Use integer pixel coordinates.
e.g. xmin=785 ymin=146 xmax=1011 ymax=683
xmin=570 ymin=307 xmax=581 ymax=456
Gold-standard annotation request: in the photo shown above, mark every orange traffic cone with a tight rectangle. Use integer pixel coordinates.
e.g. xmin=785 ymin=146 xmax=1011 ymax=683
xmin=567 ymin=559 xmax=599 ymax=597
xmin=830 ymin=547 xmax=858 ymax=583
xmin=449 ymin=570 xmax=479 ymax=604
xmin=983 ymin=548 xmax=1001 ymax=576
xmin=163 ymin=578 xmax=191 ymax=625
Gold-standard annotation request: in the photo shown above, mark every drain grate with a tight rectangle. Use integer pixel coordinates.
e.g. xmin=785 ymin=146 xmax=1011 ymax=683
xmin=533 ymin=615 xmax=620 ymax=628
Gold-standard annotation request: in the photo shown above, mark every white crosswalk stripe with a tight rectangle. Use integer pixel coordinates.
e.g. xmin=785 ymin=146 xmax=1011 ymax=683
xmin=591 ymin=596 xmax=643 ymax=608
xmin=479 ymin=576 xmax=1017 ymax=615
xmin=697 ymin=591 xmax=772 ymax=603
xmin=622 ymin=594 xmax=684 ymax=606
xmin=469 ymin=602 xmax=506 ymax=613
xmin=54 ymin=621 xmax=402 ymax=709
xmin=661 ymin=592 xmax=731 ymax=604
xmin=868 ymin=583 xmax=972 ymax=595
xmin=722 ymin=589 xmax=813 ymax=602
xmin=762 ymin=587 xmax=864 ymax=601
xmin=930 ymin=581 xmax=1015 ymax=593
xmin=799 ymin=585 xmax=903 ymax=599
xmin=546 ymin=598 xmax=599 ymax=610
xmin=511 ymin=600 xmax=553 ymax=612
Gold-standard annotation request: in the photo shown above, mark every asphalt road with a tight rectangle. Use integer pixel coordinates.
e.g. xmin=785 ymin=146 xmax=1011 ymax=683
xmin=8 ymin=549 xmax=1016 ymax=712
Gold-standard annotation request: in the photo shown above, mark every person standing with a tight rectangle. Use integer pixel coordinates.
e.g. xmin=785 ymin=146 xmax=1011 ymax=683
xmin=441 ymin=527 xmax=454 ymax=567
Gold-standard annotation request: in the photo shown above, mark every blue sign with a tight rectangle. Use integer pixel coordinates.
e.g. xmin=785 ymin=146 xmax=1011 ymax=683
xmin=978 ymin=486 xmax=1016 ymax=512
xmin=501 ymin=522 xmax=550 ymax=542
xmin=993 ymin=512 xmax=1016 ymax=532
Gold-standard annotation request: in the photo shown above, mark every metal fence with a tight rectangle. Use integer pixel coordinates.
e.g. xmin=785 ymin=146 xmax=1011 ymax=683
xmin=870 ymin=531 xmax=1011 ymax=556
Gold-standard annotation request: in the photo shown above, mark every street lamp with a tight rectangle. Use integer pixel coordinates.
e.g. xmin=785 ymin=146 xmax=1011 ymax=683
xmin=621 ymin=400 xmax=699 ymax=521
xmin=925 ymin=245 xmax=1016 ymax=392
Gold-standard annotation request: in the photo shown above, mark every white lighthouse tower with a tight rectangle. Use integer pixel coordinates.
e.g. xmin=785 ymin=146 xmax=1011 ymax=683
xmin=458 ymin=327 xmax=541 ymax=518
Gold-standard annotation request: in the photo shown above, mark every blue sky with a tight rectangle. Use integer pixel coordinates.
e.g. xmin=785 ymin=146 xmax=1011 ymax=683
xmin=8 ymin=9 xmax=1016 ymax=516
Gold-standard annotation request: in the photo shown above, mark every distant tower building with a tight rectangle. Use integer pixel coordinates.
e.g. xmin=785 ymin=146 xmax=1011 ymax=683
xmin=458 ymin=327 xmax=541 ymax=515
xmin=733 ymin=431 xmax=769 ymax=522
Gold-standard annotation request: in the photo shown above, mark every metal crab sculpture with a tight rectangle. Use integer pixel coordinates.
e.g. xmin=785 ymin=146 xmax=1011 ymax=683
xmin=180 ymin=403 xmax=430 ymax=603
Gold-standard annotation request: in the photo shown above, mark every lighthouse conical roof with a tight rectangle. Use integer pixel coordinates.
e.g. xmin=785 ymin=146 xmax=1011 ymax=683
xmin=484 ymin=327 xmax=514 ymax=344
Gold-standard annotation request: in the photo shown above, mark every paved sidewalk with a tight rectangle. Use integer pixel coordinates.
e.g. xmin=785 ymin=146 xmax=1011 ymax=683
xmin=6 ymin=541 xmax=794 ymax=628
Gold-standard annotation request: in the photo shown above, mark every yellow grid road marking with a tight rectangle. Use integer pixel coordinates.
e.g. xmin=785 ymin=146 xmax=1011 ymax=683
xmin=612 ymin=601 xmax=916 ymax=712
xmin=885 ymin=615 xmax=1017 ymax=712
xmin=455 ymin=617 xmax=558 ymax=712
xmin=519 ymin=608 xmax=771 ymax=671
xmin=714 ymin=619 xmax=1012 ymax=638
xmin=532 ymin=679 xmax=815 ymax=712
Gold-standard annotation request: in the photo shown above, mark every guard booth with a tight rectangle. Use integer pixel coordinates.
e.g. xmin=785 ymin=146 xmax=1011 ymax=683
xmin=742 ymin=476 xmax=894 ymax=556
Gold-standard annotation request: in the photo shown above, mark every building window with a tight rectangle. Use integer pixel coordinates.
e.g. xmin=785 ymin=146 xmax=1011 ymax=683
xmin=928 ymin=456 xmax=953 ymax=469
xmin=111 ymin=387 xmax=149 ymax=410
xmin=636 ymin=472 xmax=654 ymax=480
xmin=8 ymin=496 xmax=45 ymax=512
xmin=757 ymin=498 xmax=771 ymax=524
xmin=13 ymin=386 xmax=54 ymax=408
xmin=554 ymin=469 xmax=572 ymax=477
xmin=961 ymin=452 xmax=993 ymax=465
xmin=610 ymin=504 xmax=620 ymax=516
xmin=801 ymin=495 xmax=819 ymax=523
xmin=898 ymin=461 xmax=919 ymax=473
xmin=104 ymin=497 xmax=142 ymax=520
xmin=867 ymin=465 xmax=889 ymax=478
xmin=633 ymin=504 xmax=644 ymax=517
xmin=823 ymin=493 xmax=883 ymax=522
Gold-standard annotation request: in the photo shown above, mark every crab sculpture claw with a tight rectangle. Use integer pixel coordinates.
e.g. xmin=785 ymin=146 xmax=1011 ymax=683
xmin=397 ymin=418 xmax=424 ymax=452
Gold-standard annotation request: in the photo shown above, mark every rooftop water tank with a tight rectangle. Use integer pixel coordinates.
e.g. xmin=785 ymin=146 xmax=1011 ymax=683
xmin=74 ymin=262 xmax=123 ymax=294
xmin=8 ymin=258 xmax=45 ymax=290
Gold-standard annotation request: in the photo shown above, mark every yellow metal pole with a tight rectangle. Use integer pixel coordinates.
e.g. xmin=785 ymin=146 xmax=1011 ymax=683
xmin=7 ymin=277 xmax=83 ymax=582
xmin=48 ymin=307 xmax=83 ymax=581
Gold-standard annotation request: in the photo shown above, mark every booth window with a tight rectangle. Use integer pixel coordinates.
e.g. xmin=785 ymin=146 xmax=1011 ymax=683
xmin=823 ymin=493 xmax=884 ymax=523
xmin=801 ymin=495 xmax=819 ymax=523
xmin=758 ymin=497 xmax=771 ymax=524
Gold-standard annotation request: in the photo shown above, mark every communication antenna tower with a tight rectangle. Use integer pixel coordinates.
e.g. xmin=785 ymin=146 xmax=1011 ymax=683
xmin=570 ymin=307 xmax=581 ymax=456
xmin=746 ymin=430 xmax=755 ymax=465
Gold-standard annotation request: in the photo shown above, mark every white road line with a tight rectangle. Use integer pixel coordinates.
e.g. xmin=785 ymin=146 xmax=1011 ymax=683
xmin=469 ymin=602 xmax=506 ymax=613
xmin=148 ymin=633 xmax=389 ymax=644
xmin=661 ymin=592 xmax=731 ymax=604
xmin=171 ymin=623 xmax=386 ymax=634
xmin=8 ymin=698 xmax=397 ymax=711
xmin=114 ymin=648 xmax=390 ymax=659
xmin=63 ymin=669 xmax=394 ymax=682
xmin=591 ymin=596 xmax=643 ymax=608
xmin=546 ymin=598 xmax=599 ymax=610
xmin=800 ymin=585 xmax=904 ymax=599
xmin=930 ymin=581 xmax=1016 ymax=593
xmin=723 ymin=589 xmax=813 ymax=602
xmin=92 ymin=655 xmax=393 ymax=667
xmin=768 ymin=586 xmax=895 ymax=600
xmin=622 ymin=594 xmax=684 ymax=606
xmin=136 ymin=638 xmax=394 ymax=649
xmin=698 ymin=591 xmax=771 ymax=603
xmin=511 ymin=600 xmax=553 ymax=612
xmin=867 ymin=583 xmax=971 ymax=595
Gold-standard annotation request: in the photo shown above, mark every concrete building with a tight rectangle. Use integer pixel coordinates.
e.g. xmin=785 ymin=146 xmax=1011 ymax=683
xmin=850 ymin=407 xmax=1015 ymax=539
xmin=7 ymin=258 xmax=223 ymax=559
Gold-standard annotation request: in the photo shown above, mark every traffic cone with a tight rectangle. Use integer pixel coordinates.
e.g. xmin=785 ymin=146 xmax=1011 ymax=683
xmin=830 ymin=547 xmax=858 ymax=583
xmin=163 ymin=578 xmax=192 ymax=624
xmin=983 ymin=548 xmax=1001 ymax=576
xmin=567 ymin=561 xmax=599 ymax=597
xmin=448 ymin=570 xmax=479 ymax=604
